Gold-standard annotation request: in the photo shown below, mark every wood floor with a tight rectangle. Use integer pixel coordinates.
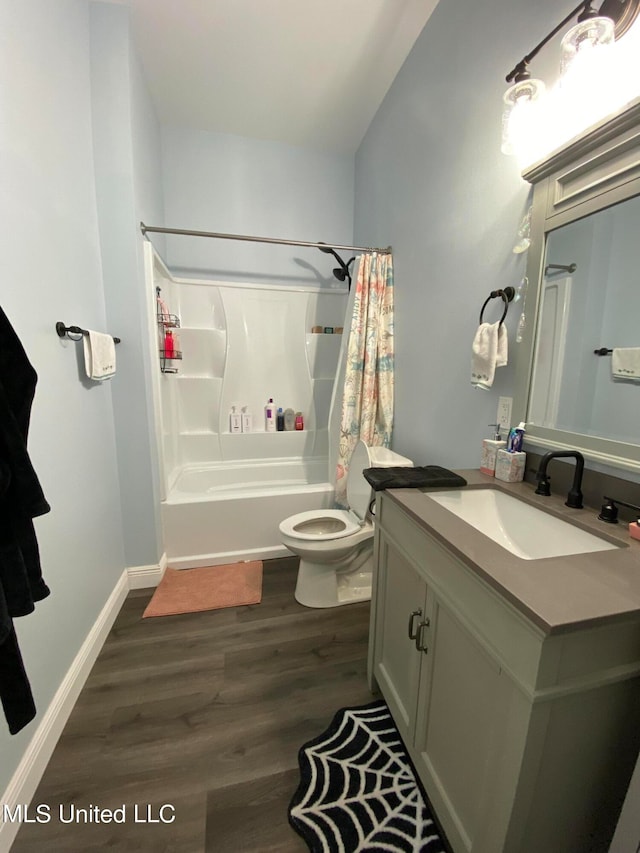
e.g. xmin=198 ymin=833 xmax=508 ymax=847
xmin=12 ymin=557 xmax=374 ymax=852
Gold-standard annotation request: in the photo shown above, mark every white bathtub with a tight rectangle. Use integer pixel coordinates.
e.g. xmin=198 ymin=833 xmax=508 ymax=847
xmin=162 ymin=457 xmax=333 ymax=568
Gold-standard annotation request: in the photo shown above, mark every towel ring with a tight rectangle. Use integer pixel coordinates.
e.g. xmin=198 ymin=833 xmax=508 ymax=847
xmin=479 ymin=286 xmax=515 ymax=326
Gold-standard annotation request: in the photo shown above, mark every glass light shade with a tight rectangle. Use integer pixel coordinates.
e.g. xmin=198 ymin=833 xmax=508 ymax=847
xmin=501 ymin=78 xmax=546 ymax=156
xmin=560 ymin=16 xmax=615 ymax=76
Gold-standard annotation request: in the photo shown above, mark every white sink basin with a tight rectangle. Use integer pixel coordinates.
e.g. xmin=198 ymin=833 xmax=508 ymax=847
xmin=428 ymin=488 xmax=619 ymax=560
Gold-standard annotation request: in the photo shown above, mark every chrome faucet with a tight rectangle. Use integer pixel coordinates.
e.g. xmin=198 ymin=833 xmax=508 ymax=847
xmin=534 ymin=451 xmax=585 ymax=509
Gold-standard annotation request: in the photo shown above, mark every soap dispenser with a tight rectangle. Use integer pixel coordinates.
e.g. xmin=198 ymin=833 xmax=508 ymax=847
xmin=480 ymin=424 xmax=507 ymax=477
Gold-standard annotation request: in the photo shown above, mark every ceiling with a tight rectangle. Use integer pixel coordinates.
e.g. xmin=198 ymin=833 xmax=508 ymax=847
xmin=125 ymin=0 xmax=440 ymax=153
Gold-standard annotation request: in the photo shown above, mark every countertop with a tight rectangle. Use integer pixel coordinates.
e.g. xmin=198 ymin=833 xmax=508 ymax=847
xmin=386 ymin=470 xmax=640 ymax=635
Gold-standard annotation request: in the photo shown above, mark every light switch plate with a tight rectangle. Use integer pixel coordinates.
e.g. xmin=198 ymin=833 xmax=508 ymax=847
xmin=497 ymin=396 xmax=513 ymax=431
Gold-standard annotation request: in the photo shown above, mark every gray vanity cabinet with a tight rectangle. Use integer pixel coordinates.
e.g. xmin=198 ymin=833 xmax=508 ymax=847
xmin=368 ymin=491 xmax=640 ymax=853
xmin=371 ymin=535 xmax=428 ymax=745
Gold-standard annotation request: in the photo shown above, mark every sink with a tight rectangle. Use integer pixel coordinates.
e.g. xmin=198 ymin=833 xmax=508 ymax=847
xmin=428 ymin=488 xmax=619 ymax=560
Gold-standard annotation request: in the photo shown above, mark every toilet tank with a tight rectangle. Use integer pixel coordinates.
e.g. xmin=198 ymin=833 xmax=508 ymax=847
xmin=367 ymin=446 xmax=413 ymax=468
xmin=348 ymin=441 xmax=413 ymax=520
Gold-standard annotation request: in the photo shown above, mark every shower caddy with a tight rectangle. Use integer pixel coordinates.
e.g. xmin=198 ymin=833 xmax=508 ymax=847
xmin=156 ymin=286 xmax=182 ymax=374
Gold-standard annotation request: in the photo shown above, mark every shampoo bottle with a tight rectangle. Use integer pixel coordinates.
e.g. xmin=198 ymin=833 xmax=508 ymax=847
xmin=265 ymin=398 xmax=276 ymax=432
xmin=229 ymin=404 xmax=242 ymax=434
xmin=284 ymin=408 xmax=295 ymax=431
xmin=295 ymin=412 xmax=304 ymax=431
xmin=276 ymin=408 xmax=285 ymax=431
xmin=241 ymin=406 xmax=252 ymax=433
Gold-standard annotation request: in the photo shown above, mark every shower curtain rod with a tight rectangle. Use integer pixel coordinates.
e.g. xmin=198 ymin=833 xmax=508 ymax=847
xmin=140 ymin=222 xmax=391 ymax=255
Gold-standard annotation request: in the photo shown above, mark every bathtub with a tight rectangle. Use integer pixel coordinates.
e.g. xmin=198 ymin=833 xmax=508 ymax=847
xmin=161 ymin=457 xmax=334 ymax=568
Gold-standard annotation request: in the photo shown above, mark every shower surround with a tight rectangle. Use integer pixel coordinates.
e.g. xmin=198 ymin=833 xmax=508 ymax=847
xmin=145 ymin=244 xmax=348 ymax=567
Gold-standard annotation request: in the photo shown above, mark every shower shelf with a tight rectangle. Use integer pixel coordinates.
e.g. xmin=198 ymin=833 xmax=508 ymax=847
xmin=159 ymin=350 xmax=183 ymax=374
xmin=157 ymin=312 xmax=181 ymax=328
xmin=157 ymin=306 xmax=182 ymax=373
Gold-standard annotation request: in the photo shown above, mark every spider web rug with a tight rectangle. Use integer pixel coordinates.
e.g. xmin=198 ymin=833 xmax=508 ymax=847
xmin=288 ymin=701 xmax=448 ymax=852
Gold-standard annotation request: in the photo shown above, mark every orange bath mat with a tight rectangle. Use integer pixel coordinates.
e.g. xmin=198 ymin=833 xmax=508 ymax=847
xmin=142 ymin=561 xmax=263 ymax=618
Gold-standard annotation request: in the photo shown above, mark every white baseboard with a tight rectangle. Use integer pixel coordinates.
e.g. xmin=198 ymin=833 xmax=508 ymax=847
xmin=168 ymin=545 xmax=290 ymax=570
xmin=127 ymin=551 xmax=167 ymax=588
xmin=0 ymin=570 xmax=129 ymax=852
xmin=0 ymin=552 xmax=166 ymax=852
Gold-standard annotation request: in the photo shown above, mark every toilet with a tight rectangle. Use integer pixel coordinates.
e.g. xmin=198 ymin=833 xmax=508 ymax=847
xmin=279 ymin=440 xmax=413 ymax=608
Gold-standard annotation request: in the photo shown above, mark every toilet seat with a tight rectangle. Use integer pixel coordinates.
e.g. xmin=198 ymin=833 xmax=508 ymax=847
xmin=279 ymin=508 xmax=363 ymax=541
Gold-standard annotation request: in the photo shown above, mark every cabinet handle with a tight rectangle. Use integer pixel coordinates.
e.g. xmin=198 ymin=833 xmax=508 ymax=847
xmin=415 ymin=618 xmax=430 ymax=652
xmin=407 ymin=609 xmax=422 ymax=640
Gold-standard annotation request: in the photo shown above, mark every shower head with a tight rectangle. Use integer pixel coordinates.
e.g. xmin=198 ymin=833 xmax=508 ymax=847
xmin=317 ymin=243 xmax=355 ymax=288
xmin=317 ymin=242 xmax=345 ymax=269
xmin=333 ymin=258 xmax=356 ymax=283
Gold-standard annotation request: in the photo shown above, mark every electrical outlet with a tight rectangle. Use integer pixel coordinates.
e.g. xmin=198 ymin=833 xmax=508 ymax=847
xmin=497 ymin=396 xmax=513 ymax=431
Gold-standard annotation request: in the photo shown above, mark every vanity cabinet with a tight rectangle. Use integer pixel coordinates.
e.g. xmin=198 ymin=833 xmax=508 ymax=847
xmin=368 ymin=491 xmax=640 ymax=853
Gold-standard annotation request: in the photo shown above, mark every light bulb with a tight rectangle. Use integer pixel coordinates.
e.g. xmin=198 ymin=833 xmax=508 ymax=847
xmin=561 ymin=16 xmax=614 ymax=76
xmin=501 ymin=78 xmax=546 ymax=156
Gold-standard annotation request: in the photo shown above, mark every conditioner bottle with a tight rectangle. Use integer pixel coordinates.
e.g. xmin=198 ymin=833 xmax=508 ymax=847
xmin=265 ymin=398 xmax=276 ymax=432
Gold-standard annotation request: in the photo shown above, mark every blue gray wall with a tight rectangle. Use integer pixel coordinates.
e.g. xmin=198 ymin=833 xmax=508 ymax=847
xmin=160 ymin=127 xmax=355 ymax=285
xmin=90 ymin=1 xmax=165 ymax=568
xmin=0 ymin=0 xmax=163 ymax=797
xmin=0 ymin=0 xmax=125 ymax=792
xmin=353 ymin=0 xmax=578 ymax=469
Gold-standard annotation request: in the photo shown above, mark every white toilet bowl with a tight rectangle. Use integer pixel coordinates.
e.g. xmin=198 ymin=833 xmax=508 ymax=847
xmin=279 ymin=440 xmax=412 ymax=608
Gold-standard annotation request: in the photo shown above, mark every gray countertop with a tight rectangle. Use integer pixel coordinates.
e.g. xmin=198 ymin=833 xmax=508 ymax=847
xmin=386 ymin=470 xmax=640 ymax=635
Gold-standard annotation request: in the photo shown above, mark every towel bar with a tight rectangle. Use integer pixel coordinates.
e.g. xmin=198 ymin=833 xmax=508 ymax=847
xmin=56 ymin=322 xmax=120 ymax=344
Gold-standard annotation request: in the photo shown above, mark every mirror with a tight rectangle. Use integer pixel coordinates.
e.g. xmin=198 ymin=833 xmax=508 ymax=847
xmin=529 ymin=194 xmax=640 ymax=444
xmin=513 ymin=98 xmax=640 ymax=473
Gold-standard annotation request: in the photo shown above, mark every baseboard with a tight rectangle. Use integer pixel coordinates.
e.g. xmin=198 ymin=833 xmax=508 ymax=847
xmin=0 ymin=570 xmax=130 ymax=853
xmin=167 ymin=545 xmax=290 ymax=570
xmin=127 ymin=551 xmax=167 ymax=588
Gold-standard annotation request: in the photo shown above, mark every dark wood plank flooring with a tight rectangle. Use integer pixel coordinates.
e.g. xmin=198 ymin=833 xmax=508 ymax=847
xmin=12 ymin=557 xmax=374 ymax=852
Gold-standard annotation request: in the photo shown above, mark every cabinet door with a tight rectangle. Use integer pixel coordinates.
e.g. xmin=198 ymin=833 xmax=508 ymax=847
xmin=412 ymin=596 xmax=518 ymax=853
xmin=372 ymin=535 xmax=428 ymax=744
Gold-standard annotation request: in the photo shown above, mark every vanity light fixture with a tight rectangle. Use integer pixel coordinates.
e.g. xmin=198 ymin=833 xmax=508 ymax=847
xmin=560 ymin=2 xmax=615 ymax=76
xmin=501 ymin=0 xmax=640 ymax=157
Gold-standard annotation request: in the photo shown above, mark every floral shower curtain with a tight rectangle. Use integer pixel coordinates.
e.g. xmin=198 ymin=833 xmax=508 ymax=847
xmin=335 ymin=252 xmax=394 ymax=508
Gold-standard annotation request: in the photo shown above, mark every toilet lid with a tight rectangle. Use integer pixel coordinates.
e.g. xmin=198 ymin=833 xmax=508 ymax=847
xmin=279 ymin=508 xmax=362 ymax=541
xmin=347 ymin=440 xmax=374 ymax=521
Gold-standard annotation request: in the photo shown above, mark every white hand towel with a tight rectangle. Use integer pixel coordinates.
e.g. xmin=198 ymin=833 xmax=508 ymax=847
xmin=496 ymin=322 xmax=508 ymax=368
xmin=471 ymin=322 xmax=508 ymax=389
xmin=611 ymin=348 xmax=640 ymax=381
xmin=83 ymin=330 xmax=116 ymax=381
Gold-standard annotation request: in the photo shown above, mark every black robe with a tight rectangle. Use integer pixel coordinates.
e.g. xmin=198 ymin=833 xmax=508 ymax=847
xmin=0 ymin=306 xmax=51 ymax=734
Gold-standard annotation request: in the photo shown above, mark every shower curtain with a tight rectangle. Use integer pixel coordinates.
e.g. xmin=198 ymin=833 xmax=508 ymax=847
xmin=335 ymin=252 xmax=394 ymax=508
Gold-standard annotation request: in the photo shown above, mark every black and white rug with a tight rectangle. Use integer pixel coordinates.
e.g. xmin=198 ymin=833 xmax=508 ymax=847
xmin=289 ymin=701 xmax=447 ymax=852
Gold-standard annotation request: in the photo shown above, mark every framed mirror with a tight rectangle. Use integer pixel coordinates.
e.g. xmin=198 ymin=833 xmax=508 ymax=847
xmin=513 ymin=97 xmax=640 ymax=473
